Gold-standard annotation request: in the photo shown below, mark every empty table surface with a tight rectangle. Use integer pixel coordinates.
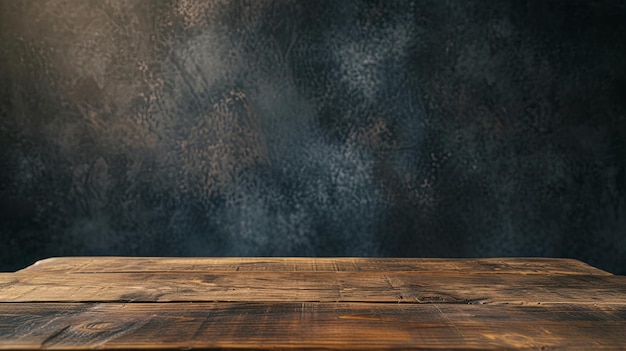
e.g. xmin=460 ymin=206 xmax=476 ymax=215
xmin=0 ymin=257 xmax=625 ymax=350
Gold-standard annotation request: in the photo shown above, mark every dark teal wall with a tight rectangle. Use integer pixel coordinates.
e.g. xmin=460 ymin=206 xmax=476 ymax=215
xmin=1 ymin=0 xmax=625 ymax=273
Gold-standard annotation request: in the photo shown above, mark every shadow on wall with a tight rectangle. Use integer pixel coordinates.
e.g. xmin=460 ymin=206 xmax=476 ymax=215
xmin=0 ymin=0 xmax=625 ymax=274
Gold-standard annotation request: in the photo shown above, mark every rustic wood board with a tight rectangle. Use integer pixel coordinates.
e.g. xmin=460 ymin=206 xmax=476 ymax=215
xmin=18 ymin=257 xmax=612 ymax=275
xmin=0 ymin=257 xmax=624 ymax=350
xmin=1 ymin=271 xmax=626 ymax=304
xmin=1 ymin=303 xmax=625 ymax=350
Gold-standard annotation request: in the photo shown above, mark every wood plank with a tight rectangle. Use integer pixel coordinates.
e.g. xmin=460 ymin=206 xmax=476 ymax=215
xmin=0 ymin=302 xmax=624 ymax=350
xmin=17 ymin=257 xmax=612 ymax=275
xmin=1 ymin=271 xmax=625 ymax=304
xmin=2 ymin=258 xmax=623 ymax=349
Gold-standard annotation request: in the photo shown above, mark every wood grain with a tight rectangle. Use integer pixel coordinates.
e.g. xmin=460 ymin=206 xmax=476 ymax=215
xmin=18 ymin=257 xmax=612 ymax=275
xmin=1 ymin=271 xmax=626 ymax=304
xmin=0 ymin=257 xmax=624 ymax=350
xmin=1 ymin=302 xmax=625 ymax=350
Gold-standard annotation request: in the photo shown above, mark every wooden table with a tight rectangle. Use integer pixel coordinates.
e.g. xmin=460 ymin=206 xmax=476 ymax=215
xmin=0 ymin=257 xmax=625 ymax=350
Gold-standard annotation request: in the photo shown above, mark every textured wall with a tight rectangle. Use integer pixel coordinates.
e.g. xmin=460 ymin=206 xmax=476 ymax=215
xmin=1 ymin=0 xmax=625 ymax=273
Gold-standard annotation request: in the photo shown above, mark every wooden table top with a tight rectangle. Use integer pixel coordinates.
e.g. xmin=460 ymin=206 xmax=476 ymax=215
xmin=0 ymin=257 xmax=624 ymax=350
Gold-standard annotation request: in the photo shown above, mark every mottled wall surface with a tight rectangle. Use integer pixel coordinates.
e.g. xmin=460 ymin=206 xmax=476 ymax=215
xmin=1 ymin=1 xmax=625 ymax=273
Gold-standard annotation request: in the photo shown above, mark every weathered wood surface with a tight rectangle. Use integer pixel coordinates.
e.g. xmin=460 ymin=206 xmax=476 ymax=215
xmin=0 ymin=257 xmax=625 ymax=350
xmin=17 ymin=257 xmax=612 ymax=275
xmin=2 ymin=270 xmax=626 ymax=305
xmin=1 ymin=303 xmax=625 ymax=350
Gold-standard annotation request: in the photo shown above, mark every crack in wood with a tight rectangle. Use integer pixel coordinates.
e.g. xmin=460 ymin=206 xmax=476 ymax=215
xmin=40 ymin=325 xmax=71 ymax=349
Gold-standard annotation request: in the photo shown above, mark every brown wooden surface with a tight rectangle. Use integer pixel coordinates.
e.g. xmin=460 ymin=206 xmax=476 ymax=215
xmin=17 ymin=257 xmax=612 ymax=275
xmin=0 ymin=257 xmax=625 ymax=350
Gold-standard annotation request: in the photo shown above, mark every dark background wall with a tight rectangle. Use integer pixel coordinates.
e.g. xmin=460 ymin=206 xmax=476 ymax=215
xmin=1 ymin=0 xmax=625 ymax=274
